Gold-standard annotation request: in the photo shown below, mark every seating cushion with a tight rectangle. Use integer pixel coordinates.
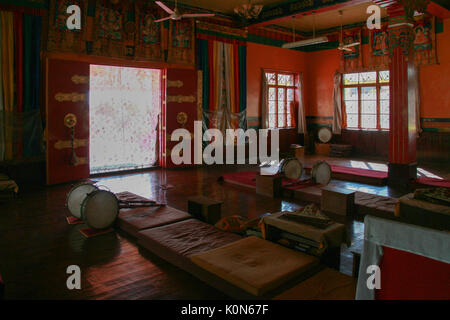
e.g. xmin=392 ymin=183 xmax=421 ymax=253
xmin=138 ymin=218 xmax=242 ymax=258
xmin=190 ymin=236 xmax=319 ymax=296
xmin=274 ymin=268 xmax=356 ymax=300
xmin=116 ymin=192 xmax=192 ymax=238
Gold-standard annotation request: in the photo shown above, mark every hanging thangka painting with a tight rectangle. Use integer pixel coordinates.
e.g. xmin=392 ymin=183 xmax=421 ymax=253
xmin=134 ymin=1 xmax=164 ymax=62
xmin=369 ymin=27 xmax=390 ymax=69
xmin=47 ymin=0 xmax=87 ymax=53
xmin=92 ymin=0 xmax=129 ymax=58
xmin=368 ymin=16 xmax=438 ymax=69
xmin=340 ymin=28 xmax=362 ymax=72
xmin=413 ymin=17 xmax=438 ymax=66
xmin=167 ymin=19 xmax=195 ymax=65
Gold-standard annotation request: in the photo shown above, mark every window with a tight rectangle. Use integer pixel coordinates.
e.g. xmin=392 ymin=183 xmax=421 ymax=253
xmin=343 ymin=70 xmax=390 ymax=130
xmin=265 ymin=71 xmax=296 ymax=128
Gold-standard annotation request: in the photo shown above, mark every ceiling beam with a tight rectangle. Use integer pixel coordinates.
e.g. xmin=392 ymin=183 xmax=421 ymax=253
xmin=245 ymin=0 xmax=371 ymax=28
xmin=426 ymin=1 xmax=450 ymax=19
xmin=373 ymin=0 xmax=450 ymax=19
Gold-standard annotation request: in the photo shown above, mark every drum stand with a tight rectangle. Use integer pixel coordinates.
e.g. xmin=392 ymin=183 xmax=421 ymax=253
xmin=118 ymin=200 xmax=166 ymax=209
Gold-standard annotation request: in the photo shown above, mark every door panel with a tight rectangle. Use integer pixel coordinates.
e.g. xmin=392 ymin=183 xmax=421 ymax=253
xmin=162 ymin=68 xmax=198 ymax=168
xmin=46 ymin=59 xmax=90 ymax=184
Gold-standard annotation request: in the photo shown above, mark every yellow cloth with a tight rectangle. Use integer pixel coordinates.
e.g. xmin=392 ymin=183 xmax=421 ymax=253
xmin=1 ymin=11 xmax=14 ymax=159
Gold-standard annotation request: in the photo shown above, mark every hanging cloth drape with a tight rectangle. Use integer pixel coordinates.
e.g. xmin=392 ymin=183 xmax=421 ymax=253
xmin=297 ymin=73 xmax=307 ymax=134
xmin=197 ymin=37 xmax=247 ymax=134
xmin=0 ymin=13 xmax=4 ymax=161
xmin=0 ymin=11 xmax=43 ymax=161
xmin=261 ymin=70 xmax=269 ymax=129
xmin=332 ymin=72 xmax=342 ymax=134
xmin=1 ymin=11 xmax=14 ymax=160
xmin=415 ymin=67 xmax=422 ymax=137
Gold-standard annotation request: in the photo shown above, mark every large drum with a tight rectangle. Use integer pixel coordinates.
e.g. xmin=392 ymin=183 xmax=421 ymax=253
xmin=318 ymin=127 xmax=332 ymax=143
xmin=66 ymin=183 xmax=98 ymax=218
xmin=80 ymin=190 xmax=119 ymax=229
xmin=66 ymin=183 xmax=119 ymax=229
xmin=279 ymin=158 xmax=303 ymax=180
xmin=311 ymin=161 xmax=332 ymax=185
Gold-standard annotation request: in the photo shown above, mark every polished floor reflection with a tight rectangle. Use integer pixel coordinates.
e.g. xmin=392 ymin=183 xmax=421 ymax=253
xmin=0 ymin=156 xmax=446 ymax=299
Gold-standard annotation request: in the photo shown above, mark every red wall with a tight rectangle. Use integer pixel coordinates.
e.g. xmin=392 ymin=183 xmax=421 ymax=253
xmin=304 ymin=49 xmax=339 ymax=117
xmin=246 ymin=42 xmax=307 ymax=120
xmin=420 ymin=18 xmax=450 ymax=118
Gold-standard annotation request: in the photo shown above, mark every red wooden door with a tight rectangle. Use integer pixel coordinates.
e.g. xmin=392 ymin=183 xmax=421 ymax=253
xmin=162 ymin=68 xmax=198 ymax=168
xmin=46 ymin=59 xmax=90 ymax=185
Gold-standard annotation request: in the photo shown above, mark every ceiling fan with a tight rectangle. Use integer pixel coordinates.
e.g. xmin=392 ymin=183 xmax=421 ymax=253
xmin=154 ymin=0 xmax=215 ymax=23
xmin=337 ymin=10 xmax=360 ymax=52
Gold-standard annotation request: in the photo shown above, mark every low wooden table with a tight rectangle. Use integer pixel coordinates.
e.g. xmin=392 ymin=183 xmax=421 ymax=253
xmin=321 ymin=186 xmax=356 ymax=216
xmin=262 ymin=212 xmax=349 ymax=270
xmin=290 ymin=144 xmax=305 ymax=159
xmin=187 ymin=196 xmax=222 ymax=225
xmin=398 ymin=193 xmax=450 ymax=231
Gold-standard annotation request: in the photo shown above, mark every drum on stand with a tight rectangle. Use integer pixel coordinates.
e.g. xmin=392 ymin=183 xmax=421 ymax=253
xmin=318 ymin=127 xmax=332 ymax=143
xmin=311 ymin=161 xmax=332 ymax=185
xmin=279 ymin=157 xmax=303 ymax=180
xmin=80 ymin=190 xmax=119 ymax=230
xmin=66 ymin=183 xmax=98 ymax=218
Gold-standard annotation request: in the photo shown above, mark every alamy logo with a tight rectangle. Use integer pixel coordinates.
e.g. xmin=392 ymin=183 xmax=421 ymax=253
xmin=170 ymin=121 xmax=279 ymax=165
xmin=366 ymin=5 xmax=381 ymax=30
xmin=66 ymin=5 xmax=81 ymax=30
xmin=366 ymin=265 xmax=381 ymax=289
xmin=66 ymin=265 xmax=81 ymax=290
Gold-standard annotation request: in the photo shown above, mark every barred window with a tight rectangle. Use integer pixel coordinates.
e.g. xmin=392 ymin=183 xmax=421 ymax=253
xmin=343 ymin=70 xmax=390 ymax=130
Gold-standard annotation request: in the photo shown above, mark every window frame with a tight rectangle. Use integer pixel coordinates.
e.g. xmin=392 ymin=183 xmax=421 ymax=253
xmin=265 ymin=70 xmax=297 ymax=129
xmin=342 ymin=70 xmax=390 ymax=131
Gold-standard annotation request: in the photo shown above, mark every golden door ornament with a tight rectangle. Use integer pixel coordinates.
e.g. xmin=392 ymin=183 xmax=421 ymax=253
xmin=71 ymin=75 xmax=89 ymax=84
xmin=167 ymin=95 xmax=195 ymax=103
xmin=55 ymin=92 xmax=86 ymax=102
xmin=167 ymin=80 xmax=184 ymax=88
xmin=176 ymin=112 xmax=188 ymax=127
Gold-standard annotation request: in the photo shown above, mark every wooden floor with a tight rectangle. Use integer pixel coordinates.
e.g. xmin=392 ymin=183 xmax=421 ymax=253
xmin=0 ymin=156 xmax=447 ymax=299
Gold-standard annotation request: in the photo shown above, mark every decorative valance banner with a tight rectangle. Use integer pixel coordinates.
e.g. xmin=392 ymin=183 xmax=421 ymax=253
xmin=47 ymin=0 xmax=195 ymax=65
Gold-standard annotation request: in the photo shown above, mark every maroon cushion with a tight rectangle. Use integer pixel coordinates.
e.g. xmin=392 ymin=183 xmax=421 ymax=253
xmin=116 ymin=192 xmax=192 ymax=238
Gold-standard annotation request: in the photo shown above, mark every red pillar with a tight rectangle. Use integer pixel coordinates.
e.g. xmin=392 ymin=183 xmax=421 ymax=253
xmin=387 ymin=5 xmax=418 ymax=185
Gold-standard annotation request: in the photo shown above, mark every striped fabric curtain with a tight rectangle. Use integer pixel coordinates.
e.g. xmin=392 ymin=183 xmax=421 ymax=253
xmin=297 ymin=73 xmax=307 ymax=134
xmin=0 ymin=10 xmax=43 ymax=161
xmin=197 ymin=37 xmax=247 ymax=134
xmin=332 ymin=72 xmax=343 ymax=135
xmin=260 ymin=71 xmax=268 ymax=129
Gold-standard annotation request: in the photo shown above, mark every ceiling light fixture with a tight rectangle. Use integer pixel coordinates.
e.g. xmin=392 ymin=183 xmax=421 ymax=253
xmin=282 ymin=12 xmax=328 ymax=49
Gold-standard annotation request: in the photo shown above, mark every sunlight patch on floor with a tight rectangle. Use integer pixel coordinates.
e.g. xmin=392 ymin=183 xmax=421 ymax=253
xmin=95 ymin=173 xmax=156 ymax=200
xmin=417 ymin=168 xmax=443 ymax=179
